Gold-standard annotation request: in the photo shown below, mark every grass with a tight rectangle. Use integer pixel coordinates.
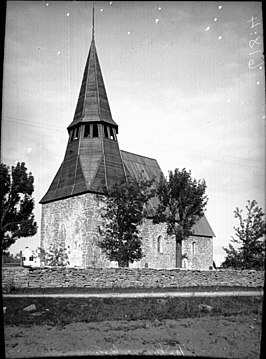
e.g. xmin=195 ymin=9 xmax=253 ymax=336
xmin=3 ymin=295 xmax=263 ymax=327
xmin=5 ymin=285 xmax=264 ymax=294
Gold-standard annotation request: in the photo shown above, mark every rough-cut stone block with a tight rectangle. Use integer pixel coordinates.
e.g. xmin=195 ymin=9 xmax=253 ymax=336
xmin=23 ymin=304 xmax=36 ymax=312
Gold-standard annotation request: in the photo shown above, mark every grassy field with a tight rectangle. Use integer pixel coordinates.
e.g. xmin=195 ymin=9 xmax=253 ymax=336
xmin=3 ymin=294 xmax=263 ymax=326
xmin=4 ymin=284 xmax=264 ymax=294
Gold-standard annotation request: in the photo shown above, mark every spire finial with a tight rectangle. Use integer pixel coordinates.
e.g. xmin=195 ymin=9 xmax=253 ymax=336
xmin=92 ymin=1 xmax=95 ymax=41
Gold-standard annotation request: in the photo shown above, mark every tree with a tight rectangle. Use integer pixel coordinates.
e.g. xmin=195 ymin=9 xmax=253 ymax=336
xmin=97 ymin=175 xmax=155 ymax=267
xmin=43 ymin=244 xmax=70 ymax=267
xmin=221 ymin=200 xmax=266 ymax=270
xmin=153 ymin=168 xmax=208 ymax=268
xmin=33 ymin=247 xmax=47 ymax=266
xmin=2 ymin=251 xmax=21 ymax=264
xmin=33 ymin=245 xmax=70 ymax=267
xmin=0 ymin=162 xmax=37 ymax=253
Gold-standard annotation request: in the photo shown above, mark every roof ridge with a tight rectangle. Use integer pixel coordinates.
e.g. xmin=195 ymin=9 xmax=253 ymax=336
xmin=81 ymin=44 xmax=92 ymax=121
xmin=121 ymin=149 xmax=158 ymax=162
xmin=93 ymin=41 xmax=102 ymax=121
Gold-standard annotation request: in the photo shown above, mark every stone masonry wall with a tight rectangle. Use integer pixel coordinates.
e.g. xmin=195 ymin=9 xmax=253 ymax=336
xmin=183 ymin=236 xmax=213 ymax=270
xmin=138 ymin=222 xmax=213 ymax=270
xmin=136 ymin=221 xmax=176 ymax=268
xmin=41 ymin=193 xmax=214 ymax=270
xmin=2 ymin=267 xmax=264 ymax=290
xmin=41 ymin=194 xmax=111 ymax=268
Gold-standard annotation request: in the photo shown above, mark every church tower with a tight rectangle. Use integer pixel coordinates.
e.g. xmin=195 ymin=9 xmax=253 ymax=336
xmin=39 ymin=7 xmax=129 ymax=267
xmin=40 ymin=28 xmax=126 ymax=204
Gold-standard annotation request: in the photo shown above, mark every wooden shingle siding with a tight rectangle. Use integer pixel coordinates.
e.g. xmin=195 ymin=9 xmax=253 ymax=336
xmin=79 ymin=154 xmax=102 ymax=186
xmin=40 ymin=166 xmax=62 ymax=203
xmin=67 ymin=39 xmax=117 ymax=130
xmin=80 ymin=138 xmax=102 ymax=155
xmin=90 ymin=157 xmax=106 ymax=191
xmin=72 ymin=158 xmax=88 ymax=194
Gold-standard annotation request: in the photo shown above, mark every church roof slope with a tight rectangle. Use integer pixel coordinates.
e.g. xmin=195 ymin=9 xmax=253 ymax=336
xmin=191 ymin=215 xmax=215 ymax=237
xmin=121 ymin=150 xmax=163 ymax=183
xmin=121 ymin=150 xmax=215 ymax=238
xmin=121 ymin=150 xmax=162 ymax=216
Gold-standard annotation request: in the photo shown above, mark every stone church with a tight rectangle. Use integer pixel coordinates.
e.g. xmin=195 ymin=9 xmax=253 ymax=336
xmin=40 ymin=25 xmax=215 ymax=270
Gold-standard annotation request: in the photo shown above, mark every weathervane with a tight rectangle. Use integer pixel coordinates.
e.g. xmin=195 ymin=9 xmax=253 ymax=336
xmin=92 ymin=1 xmax=95 ymax=40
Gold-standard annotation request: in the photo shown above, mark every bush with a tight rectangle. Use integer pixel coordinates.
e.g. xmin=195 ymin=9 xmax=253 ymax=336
xmin=3 ymin=278 xmax=16 ymax=293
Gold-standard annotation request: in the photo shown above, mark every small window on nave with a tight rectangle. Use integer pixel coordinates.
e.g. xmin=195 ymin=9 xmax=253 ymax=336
xmin=157 ymin=235 xmax=163 ymax=254
xmin=192 ymin=241 xmax=196 ymax=255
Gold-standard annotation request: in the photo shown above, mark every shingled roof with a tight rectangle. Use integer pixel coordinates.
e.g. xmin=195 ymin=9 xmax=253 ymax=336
xmin=121 ymin=150 xmax=215 ymax=238
xmin=67 ymin=38 xmax=118 ymax=131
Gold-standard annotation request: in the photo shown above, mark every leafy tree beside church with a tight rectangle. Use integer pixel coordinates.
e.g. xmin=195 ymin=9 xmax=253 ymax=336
xmin=153 ymin=168 xmax=208 ymax=268
xmin=0 ymin=162 xmax=37 ymax=253
xmin=97 ymin=176 xmax=155 ymax=267
xmin=221 ymin=200 xmax=265 ymax=270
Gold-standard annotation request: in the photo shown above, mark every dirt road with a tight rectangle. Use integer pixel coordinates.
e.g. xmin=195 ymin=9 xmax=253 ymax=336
xmin=4 ymin=314 xmax=262 ymax=358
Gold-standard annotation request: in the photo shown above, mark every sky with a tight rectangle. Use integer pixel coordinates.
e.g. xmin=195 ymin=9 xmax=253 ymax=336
xmin=2 ymin=1 xmax=265 ymax=266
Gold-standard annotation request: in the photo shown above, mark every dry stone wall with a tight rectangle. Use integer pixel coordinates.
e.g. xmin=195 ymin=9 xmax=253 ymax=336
xmin=2 ymin=267 xmax=264 ymax=290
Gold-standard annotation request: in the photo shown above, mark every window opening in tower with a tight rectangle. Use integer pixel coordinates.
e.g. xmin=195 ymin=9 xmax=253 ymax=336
xmin=93 ymin=124 xmax=99 ymax=137
xmin=84 ymin=124 xmax=91 ymax=138
xmin=104 ymin=124 xmax=109 ymax=138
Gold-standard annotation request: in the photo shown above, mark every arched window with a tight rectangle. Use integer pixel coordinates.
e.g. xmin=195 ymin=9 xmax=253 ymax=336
xmin=157 ymin=235 xmax=163 ymax=253
xmin=192 ymin=241 xmax=196 ymax=255
xmin=182 ymin=258 xmax=188 ymax=269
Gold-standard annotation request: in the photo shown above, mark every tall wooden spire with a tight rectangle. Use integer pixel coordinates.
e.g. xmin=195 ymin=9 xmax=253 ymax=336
xmin=67 ymin=1 xmax=117 ymax=132
xmin=40 ymin=5 xmax=126 ymax=204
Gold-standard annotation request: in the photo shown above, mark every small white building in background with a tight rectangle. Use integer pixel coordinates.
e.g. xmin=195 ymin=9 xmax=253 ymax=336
xmin=22 ymin=247 xmax=40 ymax=267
